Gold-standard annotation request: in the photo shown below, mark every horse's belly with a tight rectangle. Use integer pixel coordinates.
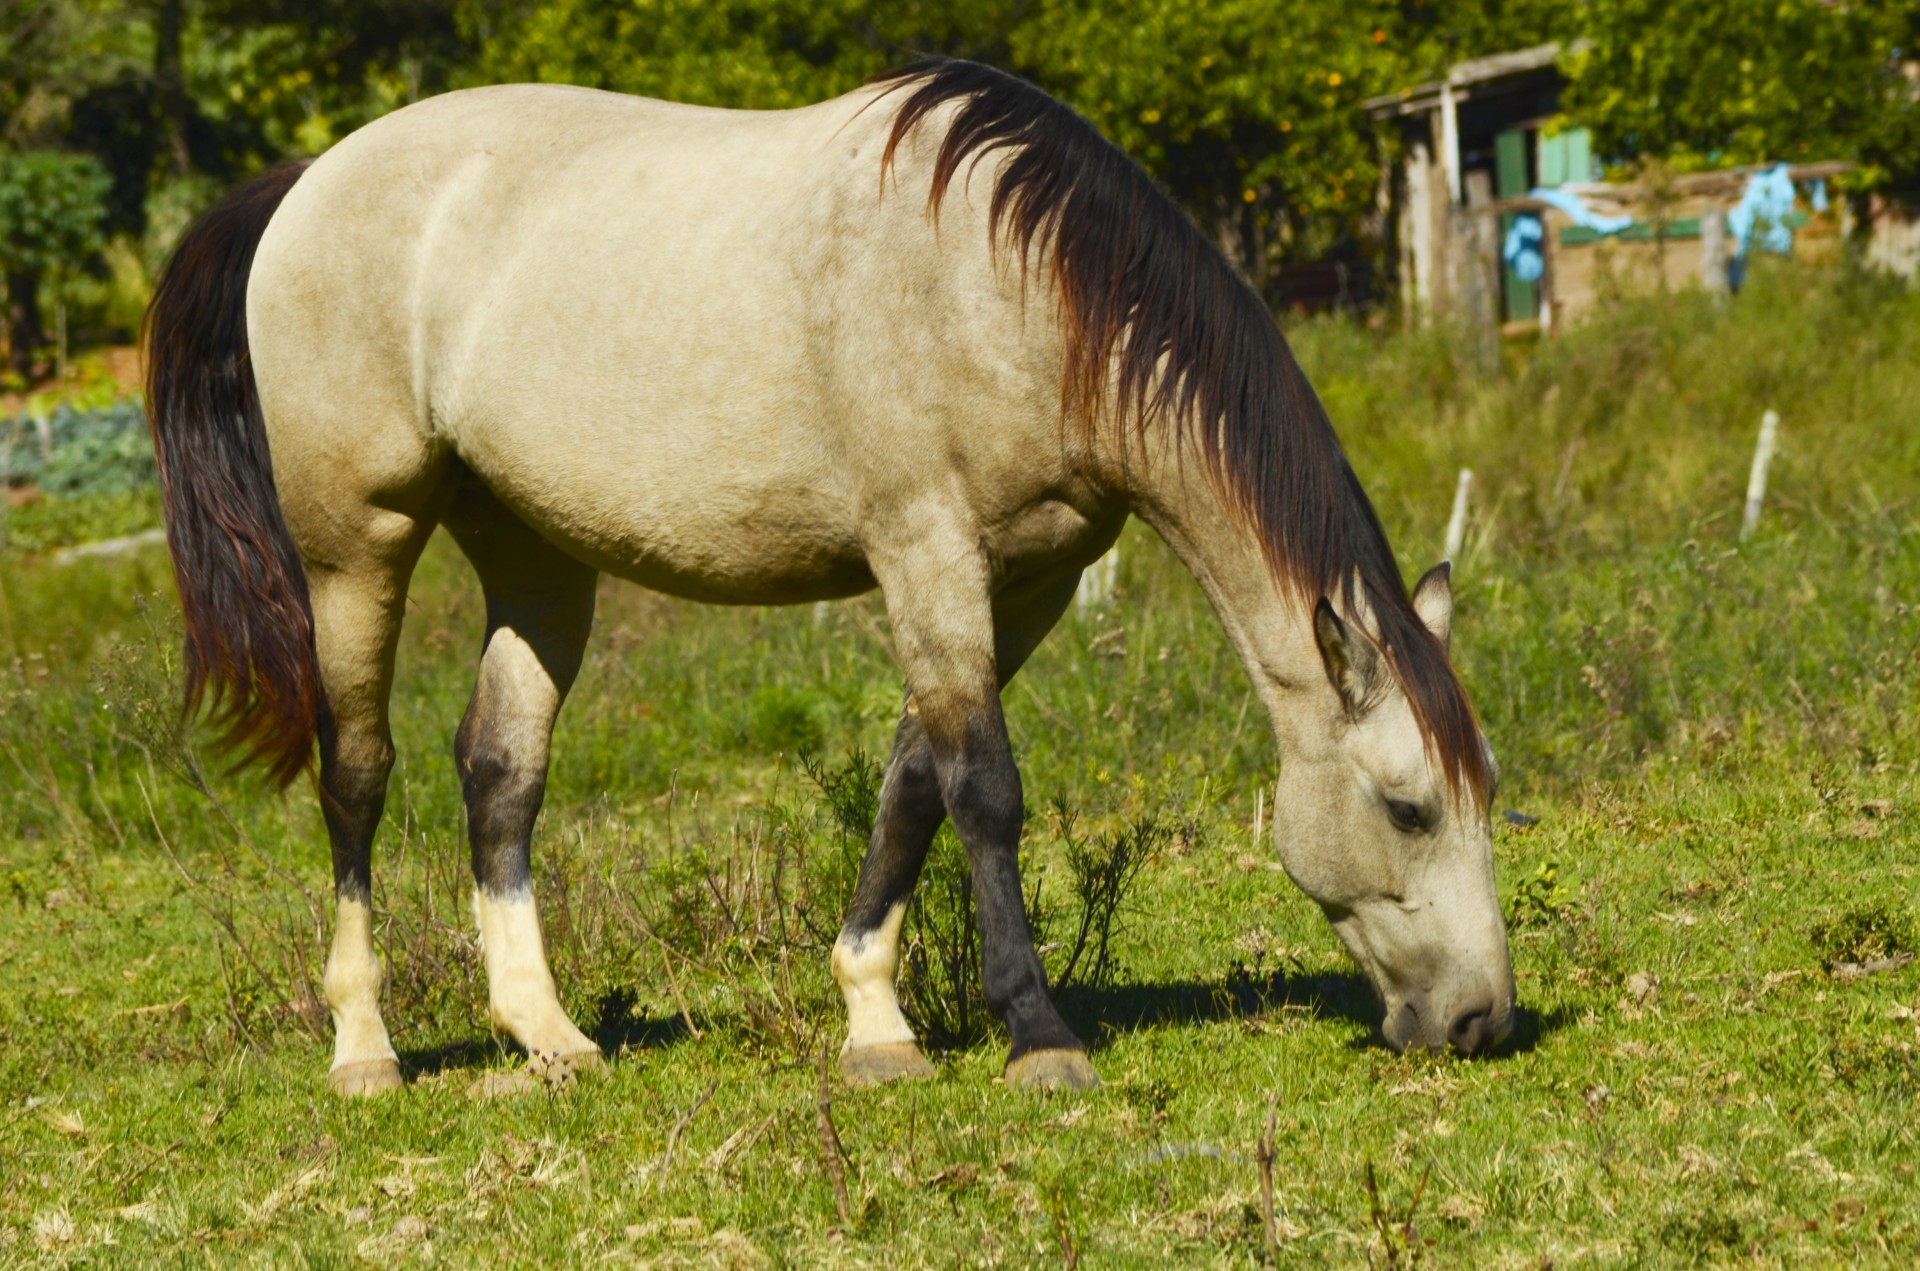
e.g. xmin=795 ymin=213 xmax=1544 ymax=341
xmin=457 ymin=436 xmax=875 ymax=605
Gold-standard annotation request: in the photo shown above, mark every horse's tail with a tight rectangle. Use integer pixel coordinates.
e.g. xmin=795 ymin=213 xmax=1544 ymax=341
xmin=144 ymin=160 xmax=318 ymax=787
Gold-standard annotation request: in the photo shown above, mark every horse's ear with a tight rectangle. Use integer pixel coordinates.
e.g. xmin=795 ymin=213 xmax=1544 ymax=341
xmin=1412 ymin=561 xmax=1453 ymax=650
xmin=1314 ymin=598 xmax=1380 ymax=717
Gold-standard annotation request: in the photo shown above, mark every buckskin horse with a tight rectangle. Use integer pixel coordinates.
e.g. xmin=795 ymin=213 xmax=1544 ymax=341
xmin=144 ymin=60 xmax=1513 ymax=1096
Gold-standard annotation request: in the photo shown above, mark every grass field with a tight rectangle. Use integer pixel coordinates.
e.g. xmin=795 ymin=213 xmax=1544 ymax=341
xmin=2 ymin=263 xmax=1917 ymax=1266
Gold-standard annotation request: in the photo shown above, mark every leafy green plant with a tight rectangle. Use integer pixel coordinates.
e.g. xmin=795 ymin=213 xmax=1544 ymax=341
xmin=4 ymin=401 xmax=154 ymax=497
xmin=1810 ymin=902 xmax=1918 ymax=969
xmin=1507 ymin=860 xmax=1574 ymax=929
xmin=0 ymin=150 xmax=110 ymax=376
xmin=1049 ymin=801 xmax=1170 ymax=994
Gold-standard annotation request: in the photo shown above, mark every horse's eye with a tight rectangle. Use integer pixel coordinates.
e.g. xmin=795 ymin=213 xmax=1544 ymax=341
xmin=1386 ymin=799 xmax=1425 ymax=833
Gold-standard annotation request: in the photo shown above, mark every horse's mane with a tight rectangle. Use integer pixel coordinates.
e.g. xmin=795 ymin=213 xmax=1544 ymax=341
xmin=873 ymin=59 xmax=1489 ymax=806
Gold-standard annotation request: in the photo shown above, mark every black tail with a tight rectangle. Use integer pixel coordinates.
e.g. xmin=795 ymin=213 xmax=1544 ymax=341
xmin=144 ymin=161 xmax=317 ymax=786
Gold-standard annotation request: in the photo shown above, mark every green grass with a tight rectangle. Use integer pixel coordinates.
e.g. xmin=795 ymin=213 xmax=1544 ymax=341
xmin=3 ymin=261 xmax=1918 ymax=1266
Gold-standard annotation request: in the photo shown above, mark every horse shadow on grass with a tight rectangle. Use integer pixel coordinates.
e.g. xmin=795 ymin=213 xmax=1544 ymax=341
xmin=1055 ymin=965 xmax=1572 ymax=1060
xmin=398 ymin=972 xmax=1570 ymax=1077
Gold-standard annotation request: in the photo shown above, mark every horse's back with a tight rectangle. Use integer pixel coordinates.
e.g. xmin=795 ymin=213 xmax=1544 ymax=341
xmin=249 ymin=82 xmax=1084 ymax=602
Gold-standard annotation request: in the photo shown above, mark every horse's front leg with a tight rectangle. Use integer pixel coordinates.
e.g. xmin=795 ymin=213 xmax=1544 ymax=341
xmin=870 ymin=553 xmax=1097 ymax=1090
xmin=446 ymin=493 xmax=602 ymax=1080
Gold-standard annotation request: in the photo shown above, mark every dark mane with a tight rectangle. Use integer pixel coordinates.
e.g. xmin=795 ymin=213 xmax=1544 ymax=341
xmin=872 ymin=59 xmax=1489 ymax=805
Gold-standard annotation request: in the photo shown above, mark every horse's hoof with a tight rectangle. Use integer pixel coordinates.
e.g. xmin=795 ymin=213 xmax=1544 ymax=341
xmin=840 ymin=1042 xmax=935 ymax=1087
xmin=328 ymin=1059 xmax=404 ymax=1097
xmin=1004 ymin=1048 xmax=1100 ymax=1092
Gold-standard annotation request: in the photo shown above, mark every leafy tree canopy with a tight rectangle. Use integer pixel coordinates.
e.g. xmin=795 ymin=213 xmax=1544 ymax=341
xmin=0 ymin=149 xmax=109 ymax=277
xmin=1561 ymin=0 xmax=1920 ymax=187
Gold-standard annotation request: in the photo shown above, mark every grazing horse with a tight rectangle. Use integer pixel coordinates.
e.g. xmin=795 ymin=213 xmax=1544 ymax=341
xmin=145 ymin=60 xmax=1513 ymax=1095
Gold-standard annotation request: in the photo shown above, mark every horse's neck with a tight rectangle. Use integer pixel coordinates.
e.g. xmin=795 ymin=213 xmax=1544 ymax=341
xmin=1127 ymin=448 xmax=1328 ymax=756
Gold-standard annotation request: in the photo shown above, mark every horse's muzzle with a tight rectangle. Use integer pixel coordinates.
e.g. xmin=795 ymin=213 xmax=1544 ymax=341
xmin=1384 ymin=992 xmax=1513 ymax=1056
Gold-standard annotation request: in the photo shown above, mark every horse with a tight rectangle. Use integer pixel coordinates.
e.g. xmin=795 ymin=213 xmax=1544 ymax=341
xmin=144 ymin=60 xmax=1513 ymax=1096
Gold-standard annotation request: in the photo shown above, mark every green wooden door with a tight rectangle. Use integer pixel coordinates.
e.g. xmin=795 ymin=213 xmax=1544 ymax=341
xmin=1538 ymin=127 xmax=1593 ymax=188
xmin=1495 ymin=128 xmax=1536 ymax=323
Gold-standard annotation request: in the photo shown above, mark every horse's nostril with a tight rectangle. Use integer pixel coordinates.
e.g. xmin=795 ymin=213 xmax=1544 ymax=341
xmin=1446 ymin=1002 xmax=1496 ymax=1056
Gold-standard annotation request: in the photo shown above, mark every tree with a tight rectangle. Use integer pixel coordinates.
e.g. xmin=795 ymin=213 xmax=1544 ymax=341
xmin=1562 ymin=0 xmax=1920 ymax=187
xmin=461 ymin=0 xmax=1015 ymax=107
xmin=1010 ymin=0 xmax=1400 ymax=289
xmin=0 ymin=149 xmax=109 ymax=375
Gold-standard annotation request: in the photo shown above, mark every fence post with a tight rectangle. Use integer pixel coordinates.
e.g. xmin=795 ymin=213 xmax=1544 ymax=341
xmin=1075 ymin=546 xmax=1118 ymax=615
xmin=1443 ymin=468 xmax=1473 ymax=561
xmin=1741 ymin=410 xmax=1779 ymax=541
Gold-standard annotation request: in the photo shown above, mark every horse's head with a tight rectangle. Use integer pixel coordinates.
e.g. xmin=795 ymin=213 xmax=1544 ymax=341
xmin=1274 ymin=563 xmax=1514 ymax=1055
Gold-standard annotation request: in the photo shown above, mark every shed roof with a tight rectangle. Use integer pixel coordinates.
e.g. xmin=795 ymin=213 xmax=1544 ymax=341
xmin=1365 ymin=42 xmax=1582 ymax=118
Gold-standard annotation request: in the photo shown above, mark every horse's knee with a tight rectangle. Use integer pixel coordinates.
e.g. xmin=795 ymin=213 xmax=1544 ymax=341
xmin=455 ymin=709 xmax=547 ymax=893
xmin=937 ymin=747 xmax=1023 ymax=844
xmin=880 ymin=730 xmax=943 ymax=824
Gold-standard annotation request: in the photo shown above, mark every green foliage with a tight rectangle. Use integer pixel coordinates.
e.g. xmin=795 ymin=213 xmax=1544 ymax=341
xmin=1390 ymin=0 xmax=1573 ymax=78
xmin=1506 ymin=860 xmax=1573 ymax=928
xmin=1010 ymin=0 xmax=1393 ymax=269
xmin=0 ymin=150 xmax=109 ymax=279
xmin=185 ymin=0 xmax=470 ymax=157
xmin=1809 ymin=902 xmax=1917 ymax=969
xmin=1049 ymin=802 xmax=1171 ymax=993
xmin=1 ymin=400 xmax=158 ymax=553
xmin=4 ymin=401 xmax=153 ymax=496
xmin=1562 ymin=0 xmax=1920 ymax=184
xmin=464 ymin=0 xmax=1011 ymax=110
xmin=1 ymin=486 xmax=158 ymax=553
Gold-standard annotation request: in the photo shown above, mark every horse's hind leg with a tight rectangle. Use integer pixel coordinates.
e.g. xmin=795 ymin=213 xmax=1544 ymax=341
xmin=833 ymin=704 xmax=944 ymax=1084
xmin=312 ymin=524 xmax=438 ymax=1097
xmin=442 ymin=482 xmax=601 ymax=1077
xmin=837 ymin=564 xmax=1093 ymax=1089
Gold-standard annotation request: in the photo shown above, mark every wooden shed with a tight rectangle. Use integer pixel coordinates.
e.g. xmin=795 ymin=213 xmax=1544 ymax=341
xmin=1367 ymin=44 xmax=1851 ymax=333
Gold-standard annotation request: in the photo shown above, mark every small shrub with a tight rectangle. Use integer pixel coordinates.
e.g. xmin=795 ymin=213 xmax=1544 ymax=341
xmin=1507 ymin=860 xmax=1575 ymax=928
xmin=1809 ymin=902 xmax=1917 ymax=969
xmin=1828 ymin=1035 xmax=1919 ymax=1088
xmin=801 ymin=746 xmax=881 ymax=846
xmin=4 ymin=401 xmax=153 ymax=496
xmin=1049 ymin=801 xmax=1171 ymax=993
xmin=800 ymin=748 xmax=1167 ymax=1050
xmin=1657 ymin=1210 xmax=1748 ymax=1262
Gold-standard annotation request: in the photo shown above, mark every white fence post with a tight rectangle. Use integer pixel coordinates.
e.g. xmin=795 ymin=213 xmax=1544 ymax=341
xmin=1741 ymin=410 xmax=1779 ymax=541
xmin=1075 ymin=546 xmax=1119 ymax=615
xmin=1443 ymin=468 xmax=1473 ymax=561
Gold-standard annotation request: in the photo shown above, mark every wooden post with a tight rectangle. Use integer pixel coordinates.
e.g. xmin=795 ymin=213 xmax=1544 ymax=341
xmin=1444 ymin=469 xmax=1473 ymax=561
xmin=1741 ymin=410 xmax=1779 ymax=541
xmin=1074 ymin=546 xmax=1118 ymax=615
xmin=1700 ymin=204 xmax=1729 ymax=297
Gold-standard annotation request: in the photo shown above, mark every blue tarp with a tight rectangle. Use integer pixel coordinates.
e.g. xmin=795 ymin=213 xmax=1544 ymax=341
xmin=1528 ymin=187 xmax=1635 ymax=236
xmin=1503 ymin=214 xmax=1545 ymax=282
xmin=1504 ymin=187 xmax=1631 ymax=283
xmin=1728 ymin=163 xmax=1796 ymax=257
